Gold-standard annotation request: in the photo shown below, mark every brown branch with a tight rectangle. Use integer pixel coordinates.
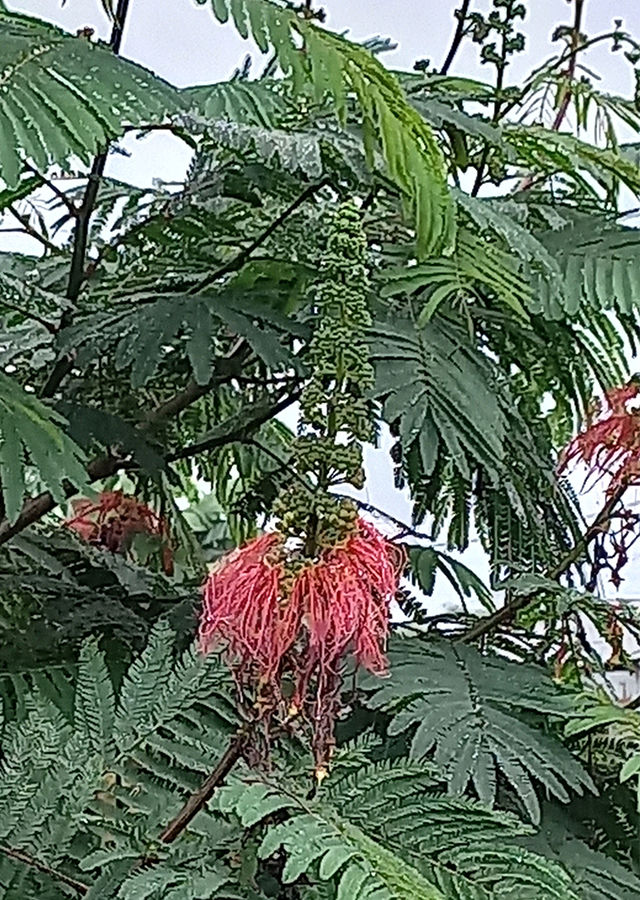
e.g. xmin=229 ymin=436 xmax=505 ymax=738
xmin=157 ymin=727 xmax=249 ymax=844
xmin=0 ymin=455 xmax=121 ymax=547
xmin=0 ymin=844 xmax=88 ymax=896
xmin=457 ymin=483 xmax=627 ymax=645
xmin=40 ymin=0 xmax=132 ymax=400
xmin=440 ymin=0 xmax=472 ymax=75
xmin=0 ymin=349 xmax=244 ymax=546
xmin=143 ymin=344 xmax=250 ymax=428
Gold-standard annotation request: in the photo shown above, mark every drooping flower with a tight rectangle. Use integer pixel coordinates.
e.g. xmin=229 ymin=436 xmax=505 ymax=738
xmin=559 ymin=385 xmax=640 ymax=591
xmin=199 ymin=517 xmax=403 ymax=768
xmin=559 ymin=384 xmax=640 ymax=495
xmin=66 ymin=491 xmax=173 ymax=574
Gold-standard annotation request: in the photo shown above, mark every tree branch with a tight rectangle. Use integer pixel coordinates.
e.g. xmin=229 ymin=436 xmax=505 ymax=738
xmin=457 ymin=483 xmax=627 ymax=645
xmin=190 ymin=179 xmax=328 ymax=295
xmin=143 ymin=343 xmax=250 ymax=427
xmin=340 ymin=497 xmax=434 ymax=542
xmin=0 ymin=844 xmax=88 ymax=896
xmin=165 ymin=389 xmax=302 ymax=463
xmin=0 ymin=455 xmax=122 ymax=547
xmin=6 ymin=206 xmax=59 ymax=255
xmin=40 ymin=0 xmax=132 ymax=400
xmin=440 ymin=0 xmax=472 ymax=75
xmin=157 ymin=727 xmax=249 ymax=844
xmin=0 ymin=362 xmax=297 ymax=547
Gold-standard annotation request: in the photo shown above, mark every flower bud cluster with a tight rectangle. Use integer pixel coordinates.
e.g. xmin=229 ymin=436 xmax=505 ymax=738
xmin=277 ymin=203 xmax=375 ymax=550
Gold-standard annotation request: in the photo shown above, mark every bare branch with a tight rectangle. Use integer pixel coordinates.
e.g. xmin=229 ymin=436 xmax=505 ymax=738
xmin=0 ymin=844 xmax=88 ymax=896
xmin=6 ymin=206 xmax=59 ymax=254
xmin=457 ymin=483 xmax=627 ymax=645
xmin=440 ymin=0 xmax=472 ymax=75
xmin=0 ymin=351 xmax=296 ymax=547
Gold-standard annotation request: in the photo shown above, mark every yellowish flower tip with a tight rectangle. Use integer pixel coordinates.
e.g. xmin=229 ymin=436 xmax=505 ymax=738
xmin=287 ymin=702 xmax=300 ymax=719
xmin=315 ymin=765 xmax=329 ymax=785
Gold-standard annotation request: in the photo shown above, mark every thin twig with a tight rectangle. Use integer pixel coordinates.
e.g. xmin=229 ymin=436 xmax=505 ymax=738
xmin=516 ymin=0 xmax=585 ymax=192
xmin=457 ymin=483 xmax=627 ymax=645
xmin=0 ymin=299 xmax=57 ymax=334
xmin=246 ymin=438 xmax=314 ymax=494
xmin=346 ymin=498 xmax=434 ymax=542
xmin=0 ymin=844 xmax=88 ymax=896
xmin=440 ymin=0 xmax=472 ymax=75
xmin=40 ymin=0 xmax=132 ymax=400
xmin=501 ymin=28 xmax=634 ymax=125
xmin=6 ymin=206 xmax=59 ymax=254
xmin=165 ymin=390 xmax=302 ymax=463
xmin=22 ymin=163 xmax=78 ymax=218
xmin=551 ymin=0 xmax=585 ymax=131
xmin=190 ymin=179 xmax=328 ymax=295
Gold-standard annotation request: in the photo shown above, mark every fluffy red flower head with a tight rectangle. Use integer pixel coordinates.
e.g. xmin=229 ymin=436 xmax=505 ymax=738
xmin=198 ymin=518 xmax=403 ymax=766
xmin=66 ymin=491 xmax=173 ymax=574
xmin=560 ymin=384 xmax=640 ymax=495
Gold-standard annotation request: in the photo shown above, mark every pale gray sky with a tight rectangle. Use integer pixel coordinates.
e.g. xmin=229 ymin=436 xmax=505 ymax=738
xmin=5 ymin=0 xmax=640 ymax=613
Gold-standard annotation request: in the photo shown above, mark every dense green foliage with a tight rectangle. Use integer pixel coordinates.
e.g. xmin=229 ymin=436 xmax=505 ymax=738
xmin=2 ymin=0 xmax=640 ymax=897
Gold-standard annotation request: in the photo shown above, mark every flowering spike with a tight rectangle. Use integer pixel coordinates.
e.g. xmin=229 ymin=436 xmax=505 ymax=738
xmin=198 ymin=203 xmax=405 ymax=769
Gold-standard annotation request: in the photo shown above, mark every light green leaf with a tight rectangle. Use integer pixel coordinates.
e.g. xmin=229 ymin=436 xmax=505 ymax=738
xmin=0 ymin=8 xmax=181 ymax=187
xmin=202 ymin=0 xmax=454 ymax=258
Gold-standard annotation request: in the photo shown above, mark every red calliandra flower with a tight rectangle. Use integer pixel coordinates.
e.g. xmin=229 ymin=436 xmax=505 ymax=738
xmin=198 ymin=518 xmax=403 ymax=769
xmin=66 ymin=491 xmax=173 ymax=574
xmin=559 ymin=384 xmax=640 ymax=496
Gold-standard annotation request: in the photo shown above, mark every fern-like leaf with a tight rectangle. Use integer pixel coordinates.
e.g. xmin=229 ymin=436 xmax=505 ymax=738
xmin=60 ymin=292 xmax=302 ymax=388
xmin=361 ymin=637 xmax=595 ymax=823
xmin=113 ymin=620 xmax=175 ymax=749
xmin=369 ymin=314 xmax=508 ymax=481
xmin=216 ymin=778 xmax=445 ymax=899
xmin=406 ymin=544 xmax=494 ymax=613
xmin=74 ymin=637 xmax=116 ymax=758
xmin=381 ymin=229 xmax=531 ymax=322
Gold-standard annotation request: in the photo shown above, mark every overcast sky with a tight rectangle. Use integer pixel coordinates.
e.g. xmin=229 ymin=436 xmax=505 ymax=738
xmin=6 ymin=0 xmax=640 ymax=610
